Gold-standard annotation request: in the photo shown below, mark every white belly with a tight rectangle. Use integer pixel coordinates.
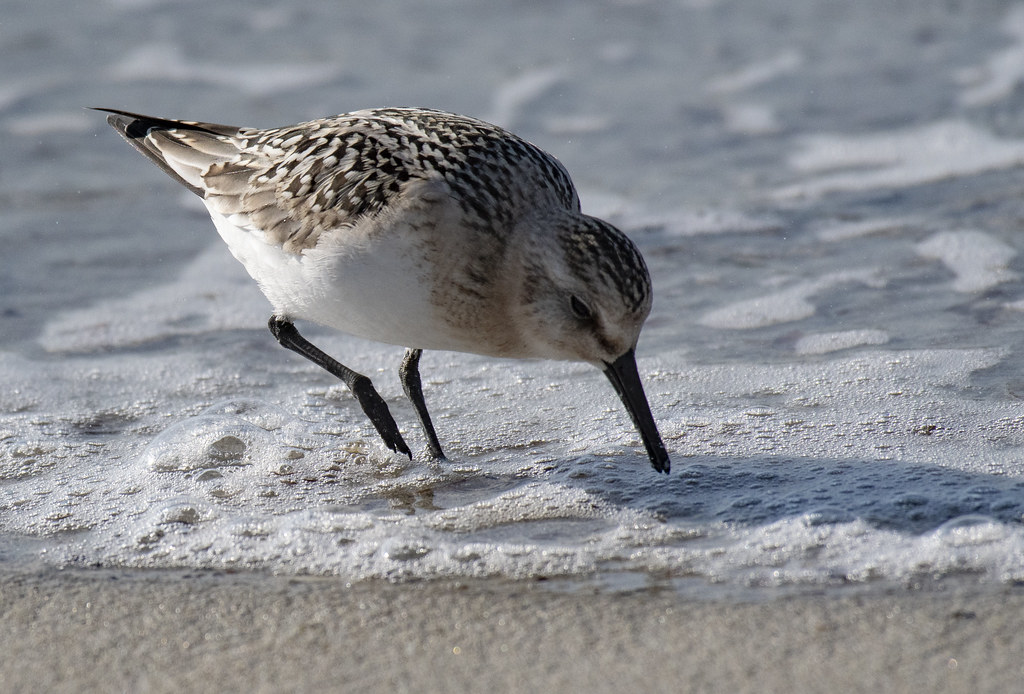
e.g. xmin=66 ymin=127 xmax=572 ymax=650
xmin=206 ymin=206 xmax=461 ymax=351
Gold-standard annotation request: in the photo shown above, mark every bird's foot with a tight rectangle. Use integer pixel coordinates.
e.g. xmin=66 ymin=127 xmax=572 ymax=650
xmin=349 ymin=375 xmax=412 ymax=459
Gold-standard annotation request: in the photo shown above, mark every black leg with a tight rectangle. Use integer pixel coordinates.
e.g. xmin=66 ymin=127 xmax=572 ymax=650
xmin=399 ymin=348 xmax=446 ymax=460
xmin=268 ymin=317 xmax=411 ymax=459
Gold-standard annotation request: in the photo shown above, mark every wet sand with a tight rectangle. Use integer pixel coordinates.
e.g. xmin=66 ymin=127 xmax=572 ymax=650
xmin=1 ymin=569 xmax=1019 ymax=693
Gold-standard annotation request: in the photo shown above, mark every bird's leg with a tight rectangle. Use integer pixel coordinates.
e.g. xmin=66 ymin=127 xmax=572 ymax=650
xmin=399 ymin=348 xmax=446 ymax=460
xmin=268 ymin=317 xmax=412 ymax=459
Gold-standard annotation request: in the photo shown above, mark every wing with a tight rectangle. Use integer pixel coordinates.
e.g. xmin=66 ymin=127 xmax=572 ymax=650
xmin=97 ymin=108 xmax=243 ymax=197
xmin=98 ymin=108 xmax=413 ymax=252
xmin=99 ymin=107 xmax=582 ymax=254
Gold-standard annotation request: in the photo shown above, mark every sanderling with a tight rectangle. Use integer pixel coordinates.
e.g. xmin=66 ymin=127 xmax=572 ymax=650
xmin=97 ymin=107 xmax=671 ymax=473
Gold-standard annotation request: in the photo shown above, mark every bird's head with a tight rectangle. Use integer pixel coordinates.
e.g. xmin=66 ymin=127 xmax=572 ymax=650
xmin=511 ymin=214 xmax=670 ymax=473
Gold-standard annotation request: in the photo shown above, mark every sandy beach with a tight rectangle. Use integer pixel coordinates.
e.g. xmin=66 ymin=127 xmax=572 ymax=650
xmin=1 ymin=569 xmax=1019 ymax=693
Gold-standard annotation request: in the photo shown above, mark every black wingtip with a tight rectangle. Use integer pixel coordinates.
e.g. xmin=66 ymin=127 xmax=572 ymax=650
xmin=91 ymin=107 xmax=156 ymax=138
xmin=92 ymin=107 xmax=235 ymax=139
xmin=92 ymin=107 xmax=213 ymax=197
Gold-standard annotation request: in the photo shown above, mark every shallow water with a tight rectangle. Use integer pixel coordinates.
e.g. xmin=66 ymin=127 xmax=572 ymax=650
xmin=4 ymin=0 xmax=1024 ymax=591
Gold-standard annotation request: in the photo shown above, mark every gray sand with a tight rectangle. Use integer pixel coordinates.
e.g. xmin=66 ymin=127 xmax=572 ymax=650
xmin=1 ymin=570 xmax=1019 ymax=693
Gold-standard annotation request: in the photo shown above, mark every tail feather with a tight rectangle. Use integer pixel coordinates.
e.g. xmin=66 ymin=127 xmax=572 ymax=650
xmin=93 ymin=108 xmax=244 ymax=197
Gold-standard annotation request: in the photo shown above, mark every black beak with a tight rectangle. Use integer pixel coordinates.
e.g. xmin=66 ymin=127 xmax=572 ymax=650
xmin=603 ymin=349 xmax=671 ymax=474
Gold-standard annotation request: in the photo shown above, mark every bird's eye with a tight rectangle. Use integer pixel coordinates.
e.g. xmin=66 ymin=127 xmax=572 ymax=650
xmin=570 ymin=295 xmax=594 ymax=321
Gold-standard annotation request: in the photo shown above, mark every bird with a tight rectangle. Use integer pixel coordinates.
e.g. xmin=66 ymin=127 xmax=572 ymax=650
xmin=96 ymin=106 xmax=671 ymax=473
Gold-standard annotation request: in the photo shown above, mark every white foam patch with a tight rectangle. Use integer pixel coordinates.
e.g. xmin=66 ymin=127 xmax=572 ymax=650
xmin=110 ymin=42 xmax=341 ymax=96
xmin=700 ymin=269 xmax=882 ymax=330
xmin=578 ymin=190 xmax=780 ymax=237
xmin=702 ymin=284 xmax=816 ymax=330
xmin=915 ymin=230 xmax=1018 ymax=293
xmin=707 ymin=51 xmax=800 ymax=136
xmin=814 ymin=217 xmax=918 ymax=243
xmin=642 ymin=515 xmax=1024 ymax=588
xmin=8 ymin=344 xmax=1024 ymax=588
xmin=795 ymin=330 xmax=889 ymax=355
xmin=708 ymin=49 xmax=803 ymax=94
xmin=720 ymin=102 xmax=780 ymax=135
xmin=776 ymin=120 xmax=1024 ymax=199
xmin=40 ymin=243 xmax=267 ymax=352
xmin=1003 ymin=297 xmax=1024 ymax=312
xmin=486 ymin=66 xmax=567 ymax=129
xmin=956 ymin=5 xmax=1024 ymax=106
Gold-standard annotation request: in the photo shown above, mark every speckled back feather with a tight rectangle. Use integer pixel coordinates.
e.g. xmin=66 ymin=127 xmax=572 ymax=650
xmin=99 ymin=107 xmax=581 ymax=254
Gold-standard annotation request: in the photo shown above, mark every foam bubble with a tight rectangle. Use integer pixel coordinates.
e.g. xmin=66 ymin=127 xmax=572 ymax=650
xmin=140 ymin=415 xmax=279 ymax=473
